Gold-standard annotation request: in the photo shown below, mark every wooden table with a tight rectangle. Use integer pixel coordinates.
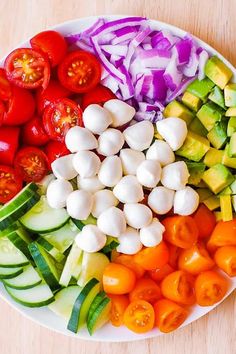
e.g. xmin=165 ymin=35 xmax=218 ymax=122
xmin=0 ymin=1 xmax=236 ymax=353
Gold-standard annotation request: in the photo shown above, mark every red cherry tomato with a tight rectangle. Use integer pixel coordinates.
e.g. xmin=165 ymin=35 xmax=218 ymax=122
xmin=81 ymin=84 xmax=116 ymax=110
xmin=0 ymin=68 xmax=12 ymax=101
xmin=193 ymin=204 xmax=216 ymax=239
xmin=0 ymin=165 xmax=22 ymax=203
xmin=58 ymin=50 xmax=101 ymax=93
xmin=5 ymin=48 xmax=50 ymax=90
xmin=0 ymin=127 xmax=20 ymax=165
xmin=36 ymin=79 xmax=71 ymax=115
xmin=44 ymin=140 xmax=70 ymax=166
xmin=22 ymin=116 xmax=49 ymax=146
xmin=30 ymin=30 xmax=67 ymax=67
xmin=0 ymin=100 xmax=5 ymax=126
xmin=43 ymin=98 xmax=83 ymax=142
xmin=14 ymin=146 xmax=48 ymax=182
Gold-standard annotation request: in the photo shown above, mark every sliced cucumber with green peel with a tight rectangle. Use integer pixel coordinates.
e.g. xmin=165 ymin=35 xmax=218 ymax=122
xmin=77 ymin=252 xmax=109 ymax=287
xmin=59 ymin=243 xmax=83 ymax=287
xmin=48 ymin=285 xmax=81 ymax=320
xmin=1 ymin=223 xmax=19 ymax=237
xmin=20 ymin=196 xmax=69 ymax=233
xmin=7 ymin=228 xmax=33 ymax=260
xmin=0 ymin=237 xmax=29 ymax=268
xmin=37 ymin=237 xmax=65 ymax=262
xmin=71 ymin=215 xmax=97 ymax=231
xmin=0 ymin=266 xmax=23 ymax=279
xmin=101 ymin=236 xmax=119 ymax=254
xmin=67 ymin=278 xmax=100 ymax=333
xmin=5 ymin=283 xmax=54 ymax=307
xmin=3 ymin=265 xmax=42 ymax=290
xmin=87 ymin=291 xmax=106 ymax=324
xmin=87 ymin=297 xmax=111 ymax=335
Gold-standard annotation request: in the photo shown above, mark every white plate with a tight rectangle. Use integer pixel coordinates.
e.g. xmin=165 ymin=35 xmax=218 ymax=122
xmin=0 ymin=15 xmax=235 ymax=342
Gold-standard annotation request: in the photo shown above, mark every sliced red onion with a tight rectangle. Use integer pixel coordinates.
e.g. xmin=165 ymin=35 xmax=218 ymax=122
xmin=92 ymin=17 xmax=146 ymax=37
xmin=102 ymin=45 xmax=128 ymax=57
xmin=135 ymin=111 xmax=157 ymax=123
xmin=111 ymin=28 xmax=138 ymax=45
xmin=142 ymin=43 xmax=152 ymax=50
xmin=76 ymin=40 xmax=93 ymax=52
xmin=152 ymin=69 xmax=167 ymax=101
xmin=163 ymin=57 xmax=182 ymax=91
xmin=175 ymin=37 xmax=192 ymax=64
xmin=166 ymin=76 xmax=195 ymax=102
xmin=119 ymin=65 xmax=135 ymax=100
xmin=198 ymin=49 xmax=209 ymax=80
xmin=139 ymin=102 xmax=160 ymax=112
xmin=101 ymin=75 xmax=119 ymax=93
xmin=182 ymin=47 xmax=199 ymax=77
xmin=81 ymin=18 xmax=105 ymax=37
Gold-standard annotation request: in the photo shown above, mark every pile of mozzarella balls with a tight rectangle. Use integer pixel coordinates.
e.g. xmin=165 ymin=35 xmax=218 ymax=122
xmin=46 ymin=99 xmax=199 ymax=255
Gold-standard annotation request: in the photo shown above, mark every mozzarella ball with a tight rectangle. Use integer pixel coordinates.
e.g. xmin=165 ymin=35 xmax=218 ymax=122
xmin=92 ymin=190 xmax=119 ymax=218
xmin=161 ymin=161 xmax=190 ymax=190
xmin=98 ymin=156 xmax=122 ymax=187
xmin=136 ymin=160 xmax=162 ymax=188
xmin=113 ymin=175 xmax=144 ymax=203
xmin=65 ymin=126 xmax=98 ymax=153
xmin=97 ymin=128 xmax=124 ymax=156
xmin=83 ymin=104 xmax=113 ymax=134
xmin=174 ymin=186 xmax=200 ymax=215
xmin=75 ymin=225 xmax=106 ymax=253
xmin=140 ymin=218 xmax=165 ymax=247
xmin=104 ymin=99 xmax=135 ymax=127
xmin=148 ymin=186 xmax=175 ymax=215
xmin=156 ymin=117 xmax=187 ymax=151
xmin=123 ymin=203 xmax=152 ymax=229
xmin=117 ymin=227 xmax=142 ymax=255
xmin=73 ymin=151 xmax=101 ymax=178
xmin=123 ymin=121 xmax=154 ymax=151
xmin=51 ymin=154 xmax=78 ymax=180
xmin=66 ymin=190 xmax=93 ymax=220
xmin=47 ymin=179 xmax=73 ymax=209
xmin=97 ymin=206 xmax=126 ymax=237
xmin=77 ymin=175 xmax=104 ymax=193
xmin=146 ymin=140 xmax=175 ymax=166
xmin=120 ymin=148 xmax=145 ymax=175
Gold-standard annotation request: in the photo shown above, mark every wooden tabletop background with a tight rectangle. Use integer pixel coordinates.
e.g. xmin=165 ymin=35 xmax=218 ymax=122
xmin=0 ymin=0 xmax=236 ymax=353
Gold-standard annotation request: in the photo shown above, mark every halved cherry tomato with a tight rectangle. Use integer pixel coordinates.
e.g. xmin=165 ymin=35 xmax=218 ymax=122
xmin=214 ymin=246 xmax=236 ymax=277
xmin=148 ymin=264 xmax=174 ymax=282
xmin=193 ymin=204 xmax=216 ymax=239
xmin=129 ymin=278 xmax=161 ymax=304
xmin=168 ymin=244 xmax=182 ymax=269
xmin=5 ymin=48 xmax=50 ymax=89
xmin=58 ymin=50 xmax=101 ymax=93
xmin=0 ymin=100 xmax=5 ymax=126
xmin=114 ymin=254 xmax=145 ymax=279
xmin=81 ymin=84 xmax=116 ymax=110
xmin=207 ymin=218 xmax=236 ymax=252
xmin=103 ymin=263 xmax=136 ymax=295
xmin=0 ymin=127 xmax=19 ymax=165
xmin=30 ymin=30 xmax=67 ymax=67
xmin=162 ymin=216 xmax=199 ymax=249
xmin=161 ymin=270 xmax=196 ymax=305
xmin=178 ymin=242 xmax=215 ymax=275
xmin=123 ymin=300 xmax=155 ymax=334
xmin=22 ymin=116 xmax=49 ymax=146
xmin=195 ymin=270 xmax=228 ymax=306
xmin=3 ymin=86 xmax=35 ymax=125
xmin=154 ymin=299 xmax=188 ymax=333
xmin=108 ymin=294 xmax=129 ymax=327
xmin=134 ymin=241 xmax=169 ymax=271
xmin=44 ymin=140 xmax=70 ymax=166
xmin=0 ymin=165 xmax=22 ymax=203
xmin=36 ymin=79 xmax=71 ymax=114
xmin=43 ymin=98 xmax=83 ymax=142
xmin=14 ymin=146 xmax=48 ymax=182
xmin=0 ymin=68 xmax=12 ymax=101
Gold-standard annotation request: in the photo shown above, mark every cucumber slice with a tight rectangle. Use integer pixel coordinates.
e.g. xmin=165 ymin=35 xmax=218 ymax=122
xmin=5 ymin=283 xmax=54 ymax=307
xmin=28 ymin=242 xmax=60 ymax=291
xmin=0 ymin=266 xmax=23 ymax=279
xmin=20 ymin=196 xmax=69 ymax=233
xmin=37 ymin=237 xmax=65 ymax=262
xmin=71 ymin=214 xmax=97 ymax=231
xmin=48 ymin=285 xmax=82 ymax=320
xmin=7 ymin=228 xmax=33 ymax=260
xmin=0 ymin=237 xmax=29 ymax=268
xmin=87 ymin=291 xmax=106 ymax=324
xmin=59 ymin=243 xmax=83 ymax=287
xmin=67 ymin=278 xmax=100 ymax=333
xmin=1 ymin=223 xmax=19 ymax=236
xmin=36 ymin=174 xmax=55 ymax=196
xmin=77 ymin=252 xmax=109 ymax=287
xmin=3 ymin=265 xmax=42 ymax=289
xmin=101 ymin=236 xmax=119 ymax=254
xmin=87 ymin=297 xmax=111 ymax=335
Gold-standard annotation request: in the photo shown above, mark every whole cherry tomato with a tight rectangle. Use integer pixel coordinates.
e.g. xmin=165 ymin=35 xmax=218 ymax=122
xmin=0 ymin=100 xmax=6 ymax=126
xmin=44 ymin=140 xmax=70 ymax=166
xmin=207 ymin=218 xmax=236 ymax=252
xmin=0 ymin=127 xmax=19 ymax=165
xmin=0 ymin=165 xmax=22 ymax=203
xmin=22 ymin=116 xmax=49 ymax=146
xmin=0 ymin=68 xmax=12 ymax=101
xmin=114 ymin=254 xmax=145 ymax=279
xmin=193 ymin=204 xmax=216 ymax=238
xmin=123 ymin=300 xmax=155 ymax=334
xmin=81 ymin=84 xmax=116 ymax=110
xmin=134 ymin=241 xmax=169 ymax=271
xmin=129 ymin=277 xmax=161 ymax=304
xmin=103 ymin=263 xmax=136 ymax=295
xmin=108 ymin=294 xmax=129 ymax=327
xmin=214 ymin=246 xmax=236 ymax=277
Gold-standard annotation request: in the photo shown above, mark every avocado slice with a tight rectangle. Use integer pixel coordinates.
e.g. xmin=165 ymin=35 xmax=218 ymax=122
xmin=220 ymin=195 xmax=233 ymax=221
xmin=203 ymin=195 xmax=221 ymax=210
xmin=186 ymin=77 xmax=215 ymax=102
xmin=176 ymin=131 xmax=210 ymax=162
xmin=225 ymin=107 xmax=236 ymax=117
xmin=218 ymin=186 xmax=232 ymax=196
xmin=223 ymin=144 xmax=236 ymax=168
xmin=202 ymin=163 xmax=234 ymax=194
xmin=208 ymin=86 xmax=226 ymax=109
xmin=163 ymin=100 xmax=194 ymax=125
xmin=227 ymin=117 xmax=236 ymax=137
xmin=189 ymin=117 xmax=208 ymax=137
xmin=182 ymin=91 xmax=202 ymax=112
xmin=196 ymin=188 xmax=213 ymax=202
xmin=204 ymin=56 xmax=233 ymax=89
xmin=224 ymin=83 xmax=236 ymax=107
xmin=229 ymin=132 xmax=236 ymax=157
xmin=203 ymin=148 xmax=224 ymax=167
xmin=186 ymin=161 xmax=206 ymax=186
xmin=197 ymin=102 xmax=224 ymax=131
xmin=207 ymin=121 xmax=228 ymax=149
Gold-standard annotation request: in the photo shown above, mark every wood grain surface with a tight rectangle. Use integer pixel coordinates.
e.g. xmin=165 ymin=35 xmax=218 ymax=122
xmin=0 ymin=1 xmax=236 ymax=353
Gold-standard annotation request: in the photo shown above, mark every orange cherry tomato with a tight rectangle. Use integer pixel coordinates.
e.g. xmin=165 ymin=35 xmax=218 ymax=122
xmin=114 ymin=254 xmax=145 ymax=279
xmin=129 ymin=278 xmax=161 ymax=304
xmin=154 ymin=299 xmax=188 ymax=333
xmin=103 ymin=263 xmax=136 ymax=295
xmin=161 ymin=270 xmax=196 ymax=305
xmin=134 ymin=241 xmax=169 ymax=271
xmin=123 ymin=300 xmax=155 ymax=334
xmin=168 ymin=244 xmax=182 ymax=269
xmin=195 ymin=271 xmax=228 ymax=306
xmin=148 ymin=264 xmax=174 ymax=282
xmin=108 ymin=294 xmax=129 ymax=327
xmin=162 ymin=216 xmax=199 ymax=249
xmin=178 ymin=242 xmax=215 ymax=275
xmin=214 ymin=246 xmax=236 ymax=277
xmin=193 ymin=204 xmax=216 ymax=239
xmin=207 ymin=218 xmax=236 ymax=252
